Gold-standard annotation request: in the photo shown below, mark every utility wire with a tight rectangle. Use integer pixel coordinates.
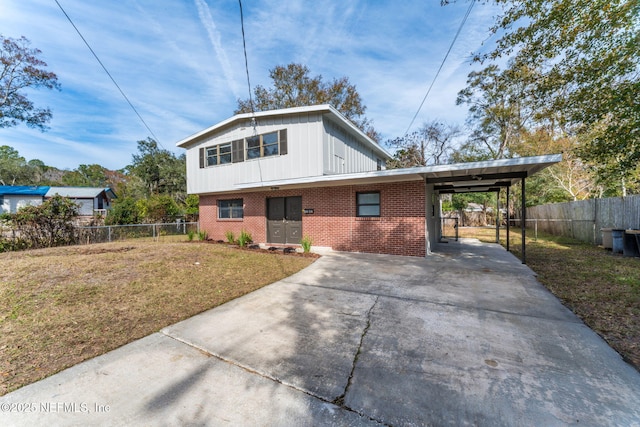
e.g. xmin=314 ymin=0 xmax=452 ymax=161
xmin=54 ymin=0 xmax=162 ymax=146
xmin=404 ymin=0 xmax=475 ymax=135
xmin=237 ymin=0 xmax=261 ymax=183
xmin=238 ymin=0 xmax=255 ymax=115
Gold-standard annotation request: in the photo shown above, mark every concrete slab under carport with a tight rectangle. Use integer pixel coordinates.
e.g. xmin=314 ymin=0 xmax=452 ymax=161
xmin=290 ymin=239 xmax=578 ymax=323
xmin=2 ymin=239 xmax=639 ymax=426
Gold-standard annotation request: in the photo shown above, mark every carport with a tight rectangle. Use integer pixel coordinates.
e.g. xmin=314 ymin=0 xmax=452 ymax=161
xmin=421 ymin=154 xmax=562 ymax=263
xmin=232 ymin=153 xmax=562 ymax=260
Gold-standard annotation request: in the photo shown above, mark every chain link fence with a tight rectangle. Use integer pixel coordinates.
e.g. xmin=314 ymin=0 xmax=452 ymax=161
xmin=76 ymin=222 xmax=199 ymax=244
xmin=441 ymin=217 xmax=459 ymax=241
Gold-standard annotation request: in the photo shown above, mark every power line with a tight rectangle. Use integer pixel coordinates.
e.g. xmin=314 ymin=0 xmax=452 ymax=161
xmin=54 ymin=0 xmax=162 ymax=146
xmin=404 ymin=0 xmax=476 ymax=135
xmin=237 ymin=0 xmax=261 ymax=183
xmin=238 ymin=0 xmax=255 ymax=115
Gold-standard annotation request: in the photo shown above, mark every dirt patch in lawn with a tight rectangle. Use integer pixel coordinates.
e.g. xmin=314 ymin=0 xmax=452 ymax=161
xmin=0 ymin=241 xmax=315 ymax=395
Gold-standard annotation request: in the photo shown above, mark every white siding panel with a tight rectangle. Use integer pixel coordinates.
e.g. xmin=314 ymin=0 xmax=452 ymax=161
xmin=322 ymin=128 xmax=330 ymax=173
xmin=185 ymin=113 xmax=325 ymax=194
xmin=323 ymin=119 xmax=379 ymax=174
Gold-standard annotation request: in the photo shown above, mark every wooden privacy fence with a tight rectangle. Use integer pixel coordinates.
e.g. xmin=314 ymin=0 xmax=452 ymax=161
xmin=525 ymin=195 xmax=640 ymax=245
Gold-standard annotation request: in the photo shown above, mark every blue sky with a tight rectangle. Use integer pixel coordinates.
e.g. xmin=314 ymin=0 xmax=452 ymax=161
xmin=0 ymin=0 xmax=501 ymax=171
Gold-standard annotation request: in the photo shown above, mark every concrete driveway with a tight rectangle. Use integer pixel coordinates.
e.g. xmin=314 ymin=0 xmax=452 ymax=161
xmin=2 ymin=239 xmax=640 ymax=426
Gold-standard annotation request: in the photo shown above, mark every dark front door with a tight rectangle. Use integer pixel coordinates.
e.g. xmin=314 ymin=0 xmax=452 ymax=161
xmin=267 ymin=196 xmax=302 ymax=244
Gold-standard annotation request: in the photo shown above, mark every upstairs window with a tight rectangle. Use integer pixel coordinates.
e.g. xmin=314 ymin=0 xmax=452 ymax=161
xmin=356 ymin=192 xmax=380 ymax=217
xmin=246 ymin=135 xmax=261 ymax=160
xmin=205 ymin=142 xmax=232 ymax=166
xmin=262 ymin=131 xmax=279 ymax=156
xmin=247 ymin=130 xmax=284 ymax=159
xmin=199 ymin=129 xmax=288 ymax=168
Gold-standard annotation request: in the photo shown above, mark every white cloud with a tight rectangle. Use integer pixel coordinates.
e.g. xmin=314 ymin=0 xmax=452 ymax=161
xmin=0 ymin=0 xmax=501 ymax=170
xmin=193 ymin=0 xmax=241 ymax=100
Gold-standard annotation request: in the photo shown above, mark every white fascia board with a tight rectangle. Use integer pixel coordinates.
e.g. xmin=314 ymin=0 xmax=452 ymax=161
xmin=417 ymin=154 xmax=563 ymax=175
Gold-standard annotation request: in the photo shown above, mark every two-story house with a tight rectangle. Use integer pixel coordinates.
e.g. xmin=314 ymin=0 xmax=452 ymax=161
xmin=177 ymin=104 xmax=560 ymax=257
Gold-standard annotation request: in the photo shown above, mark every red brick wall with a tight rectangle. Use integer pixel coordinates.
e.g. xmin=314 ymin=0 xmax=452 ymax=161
xmin=199 ymin=180 xmax=426 ymax=257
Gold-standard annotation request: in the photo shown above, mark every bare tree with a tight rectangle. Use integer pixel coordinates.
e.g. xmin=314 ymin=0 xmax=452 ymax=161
xmin=1 ymin=35 xmax=60 ymax=130
xmin=386 ymin=120 xmax=460 ymax=168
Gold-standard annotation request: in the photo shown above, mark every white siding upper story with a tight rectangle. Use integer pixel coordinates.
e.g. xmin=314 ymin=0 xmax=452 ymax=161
xmin=176 ymin=105 xmax=391 ymax=195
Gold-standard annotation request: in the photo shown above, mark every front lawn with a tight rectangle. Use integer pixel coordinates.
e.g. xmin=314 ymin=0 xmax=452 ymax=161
xmin=0 ymin=241 xmax=315 ymax=395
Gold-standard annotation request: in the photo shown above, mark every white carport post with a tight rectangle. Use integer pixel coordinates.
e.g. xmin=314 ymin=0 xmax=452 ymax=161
xmin=425 ymin=180 xmax=437 ymax=256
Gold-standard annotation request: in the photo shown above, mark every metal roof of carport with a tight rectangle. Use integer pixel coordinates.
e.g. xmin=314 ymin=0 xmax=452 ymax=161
xmin=421 ymin=154 xmax=562 ymax=193
xmin=232 ymin=154 xmax=562 ymax=192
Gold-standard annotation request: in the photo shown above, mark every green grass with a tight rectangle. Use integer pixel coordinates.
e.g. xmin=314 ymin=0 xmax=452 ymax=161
xmin=0 ymin=241 xmax=315 ymax=395
xmin=460 ymin=226 xmax=640 ymax=369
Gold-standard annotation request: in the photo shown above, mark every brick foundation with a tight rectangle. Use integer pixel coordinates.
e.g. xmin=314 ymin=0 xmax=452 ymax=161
xmin=199 ymin=180 xmax=426 ymax=257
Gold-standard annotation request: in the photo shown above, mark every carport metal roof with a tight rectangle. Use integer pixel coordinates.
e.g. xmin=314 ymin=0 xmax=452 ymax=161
xmin=233 ymin=154 xmax=562 ymax=191
xmin=420 ymin=154 xmax=562 ymax=193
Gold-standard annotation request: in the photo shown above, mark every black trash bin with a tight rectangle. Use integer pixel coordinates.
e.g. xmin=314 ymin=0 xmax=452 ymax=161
xmin=623 ymin=230 xmax=640 ymax=258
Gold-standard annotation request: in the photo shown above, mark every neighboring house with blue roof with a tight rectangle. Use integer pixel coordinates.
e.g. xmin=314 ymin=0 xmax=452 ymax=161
xmin=0 ymin=186 xmax=116 ymax=216
xmin=45 ymin=187 xmax=116 ymax=216
xmin=0 ymin=186 xmax=49 ymax=214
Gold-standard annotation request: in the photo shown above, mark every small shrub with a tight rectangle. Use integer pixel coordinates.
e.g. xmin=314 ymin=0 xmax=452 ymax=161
xmin=143 ymin=194 xmax=181 ymax=224
xmin=187 ymin=230 xmax=196 ymax=241
xmin=301 ymin=235 xmax=313 ymax=253
xmin=301 ymin=235 xmax=312 ymax=253
xmin=10 ymin=195 xmax=79 ymax=248
xmin=105 ymin=197 xmax=142 ymax=225
xmin=197 ymin=230 xmax=208 ymax=241
xmin=225 ymin=230 xmax=235 ymax=244
xmin=0 ymin=237 xmax=29 ymax=253
xmin=237 ymin=230 xmax=252 ymax=247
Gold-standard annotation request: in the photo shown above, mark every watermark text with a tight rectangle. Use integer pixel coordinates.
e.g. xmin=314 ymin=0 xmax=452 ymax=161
xmin=1 ymin=401 xmax=110 ymax=414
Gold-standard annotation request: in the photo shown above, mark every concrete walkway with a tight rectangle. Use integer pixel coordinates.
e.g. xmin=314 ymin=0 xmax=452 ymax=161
xmin=2 ymin=239 xmax=640 ymax=426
